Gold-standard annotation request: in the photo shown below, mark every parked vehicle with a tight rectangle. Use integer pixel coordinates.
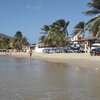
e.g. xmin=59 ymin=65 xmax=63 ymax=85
xmin=91 ymin=43 xmax=100 ymax=50
xmin=43 ymin=47 xmax=68 ymax=53
xmin=90 ymin=47 xmax=100 ymax=56
xmin=43 ymin=48 xmax=53 ymax=53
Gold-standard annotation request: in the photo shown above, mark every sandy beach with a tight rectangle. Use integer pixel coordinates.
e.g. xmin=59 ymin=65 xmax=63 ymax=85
xmin=0 ymin=52 xmax=100 ymax=68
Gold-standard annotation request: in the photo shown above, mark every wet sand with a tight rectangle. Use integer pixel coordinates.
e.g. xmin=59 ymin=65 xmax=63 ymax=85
xmin=0 ymin=52 xmax=100 ymax=68
xmin=0 ymin=53 xmax=100 ymax=100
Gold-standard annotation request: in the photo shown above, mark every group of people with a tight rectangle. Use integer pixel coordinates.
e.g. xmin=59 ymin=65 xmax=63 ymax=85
xmin=5 ymin=49 xmax=12 ymax=55
xmin=5 ymin=48 xmax=33 ymax=59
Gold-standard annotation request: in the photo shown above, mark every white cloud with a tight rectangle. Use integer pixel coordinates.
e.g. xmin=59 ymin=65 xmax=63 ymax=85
xmin=26 ymin=4 xmax=43 ymax=11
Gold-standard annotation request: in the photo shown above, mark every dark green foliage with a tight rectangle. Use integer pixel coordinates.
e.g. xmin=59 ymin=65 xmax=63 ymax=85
xmin=72 ymin=21 xmax=86 ymax=37
xmin=0 ymin=38 xmax=10 ymax=49
xmin=83 ymin=0 xmax=100 ymax=15
xmin=83 ymin=0 xmax=100 ymax=37
xmin=13 ymin=31 xmax=29 ymax=51
xmin=40 ymin=19 xmax=70 ymax=47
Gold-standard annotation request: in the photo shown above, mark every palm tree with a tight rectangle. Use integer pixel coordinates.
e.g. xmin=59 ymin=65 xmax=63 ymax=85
xmin=55 ymin=19 xmax=69 ymax=37
xmin=22 ymin=37 xmax=29 ymax=46
xmin=41 ymin=25 xmax=50 ymax=34
xmin=50 ymin=23 xmax=63 ymax=47
xmin=85 ymin=16 xmax=100 ymax=37
xmin=40 ymin=19 xmax=70 ymax=47
xmin=13 ymin=31 xmax=29 ymax=51
xmin=72 ymin=21 xmax=86 ymax=37
xmin=83 ymin=0 xmax=100 ymax=37
xmin=41 ymin=25 xmax=53 ymax=46
xmin=51 ymin=19 xmax=70 ymax=47
xmin=39 ymin=35 xmax=45 ymax=43
xmin=83 ymin=0 xmax=100 ymax=15
xmin=14 ymin=31 xmax=23 ymax=39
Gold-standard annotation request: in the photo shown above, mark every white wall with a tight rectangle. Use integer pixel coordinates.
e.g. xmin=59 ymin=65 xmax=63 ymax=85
xmin=34 ymin=45 xmax=44 ymax=52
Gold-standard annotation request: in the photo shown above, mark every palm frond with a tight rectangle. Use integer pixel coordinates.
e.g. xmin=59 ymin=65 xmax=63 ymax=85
xmin=83 ymin=0 xmax=100 ymax=15
xmin=83 ymin=10 xmax=100 ymax=15
xmin=72 ymin=21 xmax=85 ymax=36
xmin=86 ymin=16 xmax=100 ymax=37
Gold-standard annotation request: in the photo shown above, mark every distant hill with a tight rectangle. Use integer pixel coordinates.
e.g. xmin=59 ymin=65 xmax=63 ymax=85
xmin=0 ymin=33 xmax=13 ymax=39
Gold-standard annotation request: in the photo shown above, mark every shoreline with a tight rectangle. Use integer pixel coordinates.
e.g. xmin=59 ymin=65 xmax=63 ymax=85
xmin=0 ymin=52 xmax=100 ymax=68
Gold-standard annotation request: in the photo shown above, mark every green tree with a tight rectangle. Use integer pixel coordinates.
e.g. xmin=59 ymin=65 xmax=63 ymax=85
xmin=22 ymin=37 xmax=29 ymax=45
xmin=55 ymin=19 xmax=69 ymax=37
xmin=14 ymin=31 xmax=23 ymax=39
xmin=40 ymin=19 xmax=70 ymax=47
xmin=39 ymin=35 xmax=46 ymax=43
xmin=50 ymin=19 xmax=69 ymax=47
xmin=0 ymin=38 xmax=10 ymax=49
xmin=40 ymin=25 xmax=52 ymax=46
xmin=13 ymin=31 xmax=29 ymax=51
xmin=50 ymin=22 xmax=63 ymax=47
xmin=83 ymin=0 xmax=100 ymax=15
xmin=41 ymin=25 xmax=50 ymax=34
xmin=83 ymin=0 xmax=100 ymax=37
xmin=72 ymin=21 xmax=86 ymax=37
xmin=86 ymin=16 xmax=100 ymax=37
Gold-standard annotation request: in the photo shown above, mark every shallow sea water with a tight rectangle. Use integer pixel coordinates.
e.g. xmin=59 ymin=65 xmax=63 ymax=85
xmin=0 ymin=55 xmax=100 ymax=100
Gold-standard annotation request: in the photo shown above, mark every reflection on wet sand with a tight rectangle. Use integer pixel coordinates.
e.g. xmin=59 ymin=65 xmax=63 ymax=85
xmin=0 ymin=56 xmax=100 ymax=100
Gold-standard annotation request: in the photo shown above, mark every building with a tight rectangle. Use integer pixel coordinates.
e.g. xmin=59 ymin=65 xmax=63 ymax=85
xmin=70 ymin=33 xmax=99 ymax=52
xmin=71 ymin=33 xmax=84 ymax=45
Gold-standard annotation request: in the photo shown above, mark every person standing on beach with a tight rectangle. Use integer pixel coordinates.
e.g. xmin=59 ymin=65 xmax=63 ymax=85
xmin=9 ymin=49 xmax=12 ymax=55
xmin=29 ymin=49 xmax=32 ymax=59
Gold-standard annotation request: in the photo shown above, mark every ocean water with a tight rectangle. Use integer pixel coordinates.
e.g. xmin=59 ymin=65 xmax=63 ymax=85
xmin=0 ymin=55 xmax=100 ymax=100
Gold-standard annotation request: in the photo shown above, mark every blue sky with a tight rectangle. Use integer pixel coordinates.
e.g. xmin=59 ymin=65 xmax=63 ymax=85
xmin=0 ymin=0 xmax=92 ymax=43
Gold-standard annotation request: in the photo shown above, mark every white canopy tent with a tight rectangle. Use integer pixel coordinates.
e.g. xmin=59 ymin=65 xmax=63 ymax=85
xmin=92 ymin=43 xmax=100 ymax=46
